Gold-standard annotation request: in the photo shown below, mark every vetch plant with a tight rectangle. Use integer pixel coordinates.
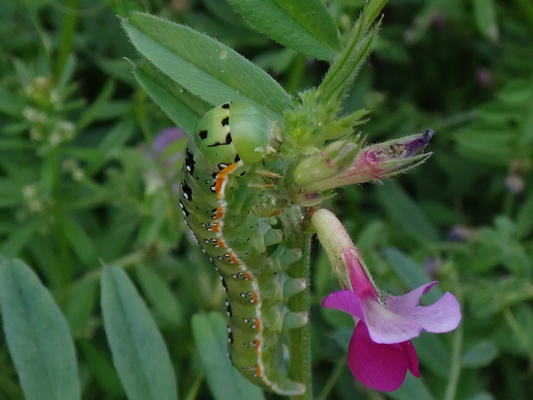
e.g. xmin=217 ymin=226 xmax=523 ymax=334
xmin=3 ymin=0 xmax=530 ymax=399
xmin=120 ymin=0 xmax=457 ymax=398
xmin=117 ymin=0 xmax=461 ymax=397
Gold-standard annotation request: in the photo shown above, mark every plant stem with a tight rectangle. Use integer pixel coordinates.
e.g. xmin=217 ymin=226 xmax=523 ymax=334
xmin=56 ymin=0 xmax=80 ymax=81
xmin=444 ymin=269 xmax=463 ymax=400
xmin=443 ymin=318 xmax=463 ymax=400
xmin=281 ymin=206 xmax=313 ymax=400
xmin=318 ymin=357 xmax=346 ymax=400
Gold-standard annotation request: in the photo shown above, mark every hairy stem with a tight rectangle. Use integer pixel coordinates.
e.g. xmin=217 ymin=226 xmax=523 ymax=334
xmin=281 ymin=206 xmax=313 ymax=400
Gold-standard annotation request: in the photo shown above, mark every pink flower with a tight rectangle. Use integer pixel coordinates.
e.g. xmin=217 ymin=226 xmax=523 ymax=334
xmin=322 ymin=248 xmax=461 ymax=391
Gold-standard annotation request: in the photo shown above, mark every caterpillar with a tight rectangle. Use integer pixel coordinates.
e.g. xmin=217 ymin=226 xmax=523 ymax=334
xmin=179 ymin=102 xmax=307 ymax=395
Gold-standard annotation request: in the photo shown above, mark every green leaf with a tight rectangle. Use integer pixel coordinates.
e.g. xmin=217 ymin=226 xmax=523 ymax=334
xmin=375 ymin=180 xmax=439 ymax=242
xmin=516 ymin=192 xmax=533 ymax=239
xmin=192 ymin=313 xmax=265 ymax=400
xmin=122 ymin=12 xmax=292 ymax=120
xmin=78 ymin=339 xmax=126 ymax=397
xmin=0 ymin=258 xmax=80 ymax=400
xmin=317 ymin=0 xmax=387 ymax=102
xmin=58 ymin=214 xmax=99 ymax=268
xmin=133 ymin=59 xmax=212 ymax=135
xmin=0 ymin=85 xmax=25 ymax=117
xmin=387 ymin=373 xmax=434 ymax=400
xmin=462 ymin=340 xmax=499 ymax=367
xmin=65 ymin=278 xmax=99 ymax=336
xmin=383 ymin=247 xmax=443 ymax=304
xmin=455 ymin=129 xmax=513 ymax=166
xmin=472 ymin=0 xmax=499 ymax=43
xmin=135 ymin=264 xmax=184 ymax=328
xmin=227 ymin=0 xmax=340 ymax=61
xmin=0 ymin=218 xmax=41 ymax=257
xmin=76 ymin=79 xmax=115 ymax=133
xmin=100 ymin=265 xmax=178 ymax=400
xmin=415 ymin=332 xmax=451 ymax=378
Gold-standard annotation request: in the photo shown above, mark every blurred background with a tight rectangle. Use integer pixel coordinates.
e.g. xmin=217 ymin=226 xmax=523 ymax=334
xmin=1 ymin=0 xmax=532 ymax=399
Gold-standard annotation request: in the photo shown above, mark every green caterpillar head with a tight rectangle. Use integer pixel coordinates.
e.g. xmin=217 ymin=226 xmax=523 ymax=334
xmin=194 ymin=102 xmax=281 ymax=166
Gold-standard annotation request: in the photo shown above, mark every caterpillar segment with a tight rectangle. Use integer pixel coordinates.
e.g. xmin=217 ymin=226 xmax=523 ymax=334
xmin=180 ymin=102 xmax=306 ymax=395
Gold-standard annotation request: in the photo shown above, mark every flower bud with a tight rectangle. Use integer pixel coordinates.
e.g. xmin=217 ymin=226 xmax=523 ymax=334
xmin=293 ymin=130 xmax=434 ymax=194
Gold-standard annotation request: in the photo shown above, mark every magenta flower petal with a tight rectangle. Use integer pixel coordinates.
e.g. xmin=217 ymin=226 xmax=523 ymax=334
xmin=385 ymin=282 xmax=461 ymax=334
xmin=348 ymin=321 xmax=418 ymax=392
xmin=400 ymin=341 xmax=419 ymax=378
xmin=322 ymin=290 xmax=365 ymax=321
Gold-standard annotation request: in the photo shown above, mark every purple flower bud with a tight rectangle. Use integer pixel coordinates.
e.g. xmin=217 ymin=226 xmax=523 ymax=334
xmin=293 ymin=130 xmax=433 ymax=194
xmin=143 ymin=127 xmax=187 ymax=194
xmin=476 ymin=68 xmax=492 ymax=88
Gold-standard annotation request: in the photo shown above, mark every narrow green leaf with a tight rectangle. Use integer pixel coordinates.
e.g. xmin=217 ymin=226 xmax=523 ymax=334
xmin=0 ymin=85 xmax=25 ymax=117
xmin=0 ymin=258 xmax=80 ymax=400
xmin=472 ymin=0 xmax=499 ymax=43
xmin=227 ymin=0 xmax=340 ymax=60
xmin=516 ymin=192 xmax=533 ymax=239
xmin=135 ymin=264 xmax=184 ymax=328
xmin=414 ymin=332 xmax=451 ymax=378
xmin=76 ymin=79 xmax=115 ymax=133
xmin=462 ymin=340 xmax=499 ymax=367
xmin=100 ymin=265 xmax=178 ymax=400
xmin=375 ymin=180 xmax=439 ymax=242
xmin=383 ymin=248 xmax=443 ymax=304
xmin=78 ymin=339 xmax=126 ymax=397
xmin=0 ymin=218 xmax=41 ymax=257
xmin=58 ymin=214 xmax=99 ymax=268
xmin=318 ymin=0 xmax=387 ymax=102
xmin=123 ymin=12 xmax=292 ymax=119
xmin=65 ymin=278 xmax=99 ymax=336
xmin=455 ymin=129 xmax=512 ymax=165
xmin=387 ymin=373 xmax=434 ymax=400
xmin=133 ymin=59 xmax=212 ymax=135
xmin=192 ymin=313 xmax=265 ymax=400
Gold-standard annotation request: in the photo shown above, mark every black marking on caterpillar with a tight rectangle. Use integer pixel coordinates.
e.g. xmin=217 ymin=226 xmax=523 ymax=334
xmin=185 ymin=148 xmax=195 ymax=175
xmin=207 ymin=133 xmax=232 ymax=148
xmin=179 ymin=103 xmax=306 ymax=395
xmin=181 ymin=182 xmax=193 ymax=201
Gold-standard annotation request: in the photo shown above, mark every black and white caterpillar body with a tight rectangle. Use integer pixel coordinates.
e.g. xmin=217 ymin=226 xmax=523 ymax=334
xmin=179 ymin=102 xmax=307 ymax=395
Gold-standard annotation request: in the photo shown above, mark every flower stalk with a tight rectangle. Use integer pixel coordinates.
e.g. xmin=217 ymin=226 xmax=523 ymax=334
xmin=280 ymin=207 xmax=313 ymax=400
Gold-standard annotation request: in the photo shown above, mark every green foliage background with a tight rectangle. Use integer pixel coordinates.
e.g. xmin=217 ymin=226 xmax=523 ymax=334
xmin=1 ymin=0 xmax=533 ymax=399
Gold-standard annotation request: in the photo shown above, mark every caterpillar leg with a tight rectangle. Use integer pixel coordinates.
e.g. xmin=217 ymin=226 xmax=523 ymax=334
xmin=283 ymin=310 xmax=308 ymax=330
xmin=283 ymin=277 xmax=307 ymax=298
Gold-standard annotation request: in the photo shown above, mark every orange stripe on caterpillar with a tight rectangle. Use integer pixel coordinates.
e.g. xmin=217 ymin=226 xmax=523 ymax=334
xmin=215 ymin=163 xmax=238 ymax=198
